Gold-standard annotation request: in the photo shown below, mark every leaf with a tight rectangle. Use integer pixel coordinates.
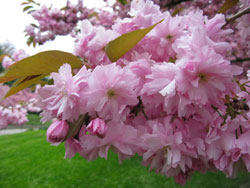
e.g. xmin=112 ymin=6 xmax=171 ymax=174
xmin=0 ymin=50 xmax=82 ymax=80
xmin=0 ymin=50 xmax=83 ymax=97
xmin=27 ymin=36 xmax=34 ymax=46
xmin=65 ymin=115 xmax=86 ymax=140
xmin=21 ymin=2 xmax=30 ymax=5
xmin=218 ymin=0 xmax=239 ymax=13
xmin=172 ymin=7 xmax=184 ymax=16
xmin=105 ymin=20 xmax=163 ymax=62
xmin=5 ymin=75 xmax=45 ymax=98
xmin=27 ymin=10 xmax=36 ymax=14
xmin=118 ymin=0 xmax=127 ymax=5
xmin=27 ymin=0 xmax=39 ymax=5
xmin=0 ymin=75 xmax=16 ymax=83
xmin=60 ymin=6 xmax=68 ymax=11
xmin=23 ymin=5 xmax=33 ymax=12
xmin=31 ymin=23 xmax=38 ymax=28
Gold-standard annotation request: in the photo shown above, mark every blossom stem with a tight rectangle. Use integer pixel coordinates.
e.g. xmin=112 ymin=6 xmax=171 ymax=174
xmin=235 ymin=129 xmax=238 ymax=139
xmin=239 ymin=125 xmax=243 ymax=134
xmin=142 ymin=109 xmax=149 ymax=120
xmin=211 ymin=105 xmax=224 ymax=118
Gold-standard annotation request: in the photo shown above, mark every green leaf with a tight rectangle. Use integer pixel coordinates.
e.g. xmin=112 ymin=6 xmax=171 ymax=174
xmin=23 ymin=5 xmax=33 ymax=12
xmin=60 ymin=6 xmax=68 ymax=11
xmin=27 ymin=0 xmax=40 ymax=5
xmin=27 ymin=10 xmax=36 ymax=14
xmin=5 ymin=75 xmax=45 ymax=98
xmin=105 ymin=20 xmax=163 ymax=62
xmin=218 ymin=0 xmax=239 ymax=13
xmin=31 ymin=23 xmax=38 ymax=28
xmin=21 ymin=2 xmax=30 ymax=5
xmin=172 ymin=7 xmax=184 ymax=16
xmin=118 ymin=0 xmax=127 ymax=5
xmin=0 ymin=50 xmax=83 ymax=97
xmin=27 ymin=36 xmax=34 ymax=47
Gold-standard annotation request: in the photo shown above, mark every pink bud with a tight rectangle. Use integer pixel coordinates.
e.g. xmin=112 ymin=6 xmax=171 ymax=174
xmin=231 ymin=148 xmax=241 ymax=162
xmin=46 ymin=120 xmax=69 ymax=145
xmin=87 ymin=118 xmax=107 ymax=137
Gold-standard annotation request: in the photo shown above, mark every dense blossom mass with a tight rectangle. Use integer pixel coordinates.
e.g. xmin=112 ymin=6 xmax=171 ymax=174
xmin=34 ymin=0 xmax=250 ymax=185
xmin=0 ymin=84 xmax=41 ymax=128
xmin=24 ymin=0 xmax=118 ymax=45
xmin=24 ymin=0 xmax=250 ymax=70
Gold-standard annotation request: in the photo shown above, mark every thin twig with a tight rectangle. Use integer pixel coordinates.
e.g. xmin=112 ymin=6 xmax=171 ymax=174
xmin=142 ymin=109 xmax=149 ymax=120
xmin=167 ymin=0 xmax=192 ymax=9
xmin=223 ymin=6 xmax=250 ymax=28
xmin=231 ymin=57 xmax=250 ymax=63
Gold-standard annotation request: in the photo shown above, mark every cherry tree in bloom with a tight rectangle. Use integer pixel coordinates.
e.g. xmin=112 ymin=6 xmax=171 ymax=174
xmin=1 ymin=0 xmax=248 ymax=186
xmin=27 ymin=0 xmax=250 ymax=186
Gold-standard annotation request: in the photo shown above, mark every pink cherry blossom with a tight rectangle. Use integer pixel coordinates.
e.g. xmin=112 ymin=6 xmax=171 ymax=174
xmin=87 ymin=118 xmax=107 ymax=137
xmin=38 ymin=64 xmax=90 ymax=122
xmin=86 ymin=63 xmax=139 ymax=120
xmin=47 ymin=119 xmax=69 ymax=145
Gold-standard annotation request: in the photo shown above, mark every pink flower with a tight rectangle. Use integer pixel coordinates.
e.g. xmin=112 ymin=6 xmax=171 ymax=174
xmin=64 ymin=138 xmax=82 ymax=158
xmin=79 ymin=121 xmax=139 ymax=163
xmin=87 ymin=118 xmax=107 ymax=137
xmin=74 ymin=20 xmax=118 ymax=67
xmin=38 ymin=64 xmax=90 ymax=122
xmin=141 ymin=118 xmax=192 ymax=175
xmin=142 ymin=63 xmax=177 ymax=97
xmin=12 ymin=49 xmax=29 ymax=61
xmin=2 ymin=56 xmax=14 ymax=69
xmin=176 ymin=46 xmax=242 ymax=105
xmin=46 ymin=119 xmax=69 ymax=145
xmin=129 ymin=0 xmax=164 ymax=28
xmin=86 ymin=64 xmax=139 ymax=120
xmin=205 ymin=14 xmax=233 ymax=42
xmin=0 ymin=107 xmax=8 ymax=129
xmin=152 ymin=12 xmax=185 ymax=59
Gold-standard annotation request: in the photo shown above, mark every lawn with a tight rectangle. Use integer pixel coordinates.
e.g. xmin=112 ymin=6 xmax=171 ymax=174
xmin=0 ymin=130 xmax=250 ymax=188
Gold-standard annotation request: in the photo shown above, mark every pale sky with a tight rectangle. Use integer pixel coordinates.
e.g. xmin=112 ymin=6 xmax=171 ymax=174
xmin=0 ymin=0 xmax=110 ymax=55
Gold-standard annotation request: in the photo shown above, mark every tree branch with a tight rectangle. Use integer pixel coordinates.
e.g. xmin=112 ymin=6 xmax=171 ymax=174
xmin=231 ymin=57 xmax=250 ymax=63
xmin=223 ymin=6 xmax=250 ymax=28
xmin=166 ymin=0 xmax=193 ymax=9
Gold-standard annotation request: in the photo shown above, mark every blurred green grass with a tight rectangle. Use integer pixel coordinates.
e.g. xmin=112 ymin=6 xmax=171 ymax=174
xmin=0 ymin=130 xmax=249 ymax=188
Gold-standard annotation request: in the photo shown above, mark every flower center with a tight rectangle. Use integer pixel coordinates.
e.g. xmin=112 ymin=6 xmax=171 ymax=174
xmin=166 ymin=34 xmax=174 ymax=41
xmin=107 ymin=89 xmax=116 ymax=99
xmin=198 ymin=73 xmax=207 ymax=82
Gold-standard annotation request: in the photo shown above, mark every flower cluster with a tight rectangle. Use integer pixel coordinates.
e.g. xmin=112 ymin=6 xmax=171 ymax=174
xmin=24 ymin=0 xmax=118 ymax=45
xmin=38 ymin=0 xmax=250 ymax=185
xmin=0 ymin=84 xmax=27 ymax=128
xmin=2 ymin=49 xmax=29 ymax=69
xmin=0 ymin=82 xmax=42 ymax=129
xmin=25 ymin=0 xmax=89 ymax=45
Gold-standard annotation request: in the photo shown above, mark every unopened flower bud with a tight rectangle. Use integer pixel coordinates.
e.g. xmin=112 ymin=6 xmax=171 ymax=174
xmin=46 ymin=120 xmax=69 ymax=145
xmin=87 ymin=118 xmax=107 ymax=137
